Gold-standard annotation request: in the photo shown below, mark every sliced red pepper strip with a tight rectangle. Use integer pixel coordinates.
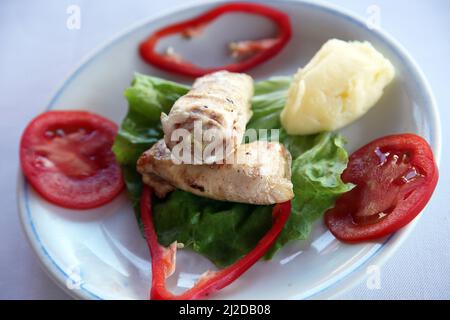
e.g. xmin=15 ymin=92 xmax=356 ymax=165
xmin=140 ymin=186 xmax=291 ymax=300
xmin=139 ymin=2 xmax=292 ymax=77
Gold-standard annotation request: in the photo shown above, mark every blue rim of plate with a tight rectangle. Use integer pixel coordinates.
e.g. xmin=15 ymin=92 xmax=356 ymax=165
xmin=17 ymin=0 xmax=441 ymax=300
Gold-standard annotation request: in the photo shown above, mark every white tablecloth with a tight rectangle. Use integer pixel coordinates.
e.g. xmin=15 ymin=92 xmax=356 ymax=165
xmin=1 ymin=0 xmax=448 ymax=299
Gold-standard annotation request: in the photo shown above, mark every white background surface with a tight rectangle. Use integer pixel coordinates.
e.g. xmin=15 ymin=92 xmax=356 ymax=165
xmin=0 ymin=0 xmax=448 ymax=300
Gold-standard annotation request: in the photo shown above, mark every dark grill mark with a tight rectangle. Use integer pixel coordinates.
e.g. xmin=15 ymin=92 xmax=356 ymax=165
xmin=210 ymin=112 xmax=224 ymax=125
xmin=226 ymin=98 xmax=234 ymax=105
xmin=190 ymin=183 xmax=205 ymax=192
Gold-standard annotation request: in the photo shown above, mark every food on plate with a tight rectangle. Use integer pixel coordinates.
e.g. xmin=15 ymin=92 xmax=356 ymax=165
xmin=137 ymin=139 xmax=294 ymax=204
xmin=141 ymin=187 xmax=291 ymax=300
xmin=20 ymin=110 xmax=124 ymax=209
xmin=19 ymin=22 xmax=439 ymax=299
xmin=139 ymin=2 xmax=292 ymax=76
xmin=134 ymin=86 xmax=351 ymax=298
xmin=161 ymin=71 xmax=254 ymax=164
xmin=325 ymin=134 xmax=438 ymax=242
xmin=114 ymin=74 xmax=352 ymax=270
xmin=281 ymin=39 xmax=395 ymax=135
xmin=113 ymin=65 xmax=434 ymax=299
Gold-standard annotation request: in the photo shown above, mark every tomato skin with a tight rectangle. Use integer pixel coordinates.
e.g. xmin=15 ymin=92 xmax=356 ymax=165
xmin=20 ymin=111 xmax=124 ymax=210
xmin=325 ymin=134 xmax=438 ymax=243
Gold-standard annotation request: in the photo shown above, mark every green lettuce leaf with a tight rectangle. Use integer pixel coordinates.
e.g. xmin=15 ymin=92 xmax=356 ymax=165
xmin=247 ymin=76 xmax=291 ymax=131
xmin=153 ymin=191 xmax=272 ymax=267
xmin=112 ymin=73 xmax=352 ymax=266
xmin=266 ymin=133 xmax=354 ymax=257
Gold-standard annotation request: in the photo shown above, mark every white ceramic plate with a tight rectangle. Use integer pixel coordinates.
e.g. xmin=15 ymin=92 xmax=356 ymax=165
xmin=18 ymin=0 xmax=440 ymax=300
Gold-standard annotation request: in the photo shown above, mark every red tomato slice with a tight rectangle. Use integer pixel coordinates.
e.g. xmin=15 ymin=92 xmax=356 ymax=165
xmin=325 ymin=134 xmax=438 ymax=242
xmin=20 ymin=110 xmax=124 ymax=209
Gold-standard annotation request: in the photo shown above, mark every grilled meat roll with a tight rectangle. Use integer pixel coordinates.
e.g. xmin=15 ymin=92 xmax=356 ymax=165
xmin=161 ymin=71 xmax=253 ymax=164
xmin=137 ymin=139 xmax=293 ymax=205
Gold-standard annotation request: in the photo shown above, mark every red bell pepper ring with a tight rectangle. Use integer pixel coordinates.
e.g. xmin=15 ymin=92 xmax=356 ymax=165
xmin=139 ymin=2 xmax=292 ymax=77
xmin=140 ymin=186 xmax=291 ymax=300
